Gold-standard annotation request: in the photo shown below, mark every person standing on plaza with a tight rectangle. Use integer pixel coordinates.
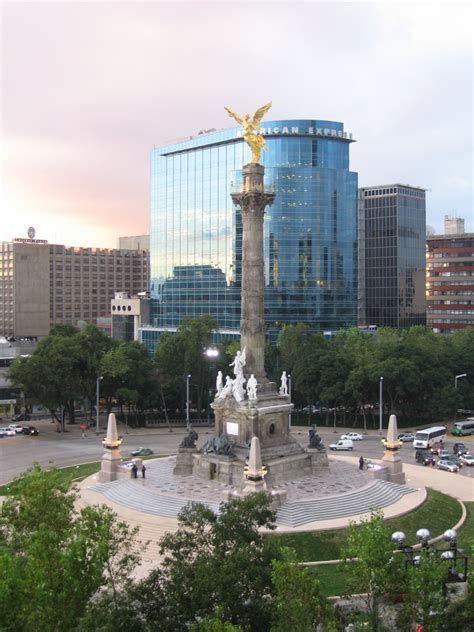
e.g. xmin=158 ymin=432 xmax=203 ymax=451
xmin=359 ymin=456 xmax=365 ymax=470
xmin=141 ymin=464 xmax=146 ymax=479
xmin=131 ymin=463 xmax=138 ymax=479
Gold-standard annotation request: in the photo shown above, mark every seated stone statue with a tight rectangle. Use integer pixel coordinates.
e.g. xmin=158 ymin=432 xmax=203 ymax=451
xmin=308 ymin=424 xmax=324 ymax=450
xmin=179 ymin=428 xmax=199 ymax=449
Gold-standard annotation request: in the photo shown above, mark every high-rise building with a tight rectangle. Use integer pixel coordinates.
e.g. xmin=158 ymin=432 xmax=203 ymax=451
xmin=117 ymin=234 xmax=150 ymax=251
xmin=358 ymin=184 xmax=426 ymax=328
xmin=0 ymin=240 xmax=149 ymax=338
xmin=144 ymin=120 xmax=358 ymax=348
xmin=444 ymin=215 xmax=465 ymax=236
xmin=426 ymin=223 xmax=474 ymax=333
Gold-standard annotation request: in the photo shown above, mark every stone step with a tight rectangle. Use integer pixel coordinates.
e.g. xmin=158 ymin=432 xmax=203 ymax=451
xmin=275 ymin=480 xmax=415 ymax=527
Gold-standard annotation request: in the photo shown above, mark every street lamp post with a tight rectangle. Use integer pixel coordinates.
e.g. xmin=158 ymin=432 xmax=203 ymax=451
xmin=379 ymin=376 xmax=384 ymax=436
xmin=96 ymin=376 xmax=103 ymax=434
xmin=454 ymin=373 xmax=467 ymax=422
xmin=186 ymin=374 xmax=191 ymax=430
xmin=391 ymin=528 xmax=468 ymax=584
xmin=204 ymin=348 xmax=219 ymax=427
xmin=288 ymin=374 xmax=292 ymax=430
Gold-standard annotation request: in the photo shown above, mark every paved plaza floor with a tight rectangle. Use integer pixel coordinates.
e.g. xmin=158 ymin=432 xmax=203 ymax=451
xmin=73 ymin=453 xmax=470 ymax=578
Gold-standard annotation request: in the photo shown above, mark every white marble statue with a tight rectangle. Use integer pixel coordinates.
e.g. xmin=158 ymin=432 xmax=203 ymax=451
xmin=232 ymin=372 xmax=246 ymax=403
xmin=230 ymin=347 xmax=246 ymax=377
xmin=216 ymin=370 xmax=223 ymax=395
xmin=279 ymin=371 xmax=288 ymax=396
xmin=218 ymin=375 xmax=234 ymax=399
xmin=247 ymin=374 xmax=258 ymax=400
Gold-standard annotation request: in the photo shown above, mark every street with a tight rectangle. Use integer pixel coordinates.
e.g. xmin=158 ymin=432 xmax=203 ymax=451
xmin=1 ymin=417 xmax=473 ymax=486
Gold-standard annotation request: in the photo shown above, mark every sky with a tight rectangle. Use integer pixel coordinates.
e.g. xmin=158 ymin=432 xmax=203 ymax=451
xmin=1 ymin=1 xmax=472 ymax=248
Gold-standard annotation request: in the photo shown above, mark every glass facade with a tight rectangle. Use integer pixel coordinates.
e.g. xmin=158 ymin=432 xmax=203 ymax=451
xmin=358 ymin=185 xmax=426 ymax=328
xmin=148 ymin=120 xmax=358 ymax=342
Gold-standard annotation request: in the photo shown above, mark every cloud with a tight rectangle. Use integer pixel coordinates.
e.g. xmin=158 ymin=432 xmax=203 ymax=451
xmin=1 ymin=1 xmax=472 ymax=247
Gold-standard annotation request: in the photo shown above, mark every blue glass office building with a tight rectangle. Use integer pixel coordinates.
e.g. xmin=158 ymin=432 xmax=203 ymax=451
xmin=144 ymin=120 xmax=358 ymax=348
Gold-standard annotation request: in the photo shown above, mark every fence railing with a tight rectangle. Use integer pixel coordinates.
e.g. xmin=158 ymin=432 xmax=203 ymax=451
xmin=145 ymin=418 xmax=214 ymax=428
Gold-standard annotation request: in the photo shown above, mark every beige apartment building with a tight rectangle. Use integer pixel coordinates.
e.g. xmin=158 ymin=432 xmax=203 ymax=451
xmin=0 ymin=240 xmax=149 ymax=338
xmin=426 ymin=217 xmax=474 ymax=334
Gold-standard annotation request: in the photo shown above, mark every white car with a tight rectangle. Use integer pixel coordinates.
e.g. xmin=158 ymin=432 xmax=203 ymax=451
xmin=436 ymin=459 xmax=459 ymax=473
xmin=8 ymin=424 xmax=24 ymax=434
xmin=0 ymin=427 xmax=16 ymax=436
xmin=341 ymin=432 xmax=363 ymax=441
xmin=329 ymin=439 xmax=354 ymax=451
xmin=459 ymin=453 xmax=474 ymax=466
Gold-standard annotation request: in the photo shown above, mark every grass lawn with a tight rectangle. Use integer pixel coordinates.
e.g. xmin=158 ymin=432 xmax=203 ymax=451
xmin=272 ymin=489 xmax=463 ymax=562
xmin=457 ymin=501 xmax=474 ymax=560
xmin=0 ymin=454 xmax=167 ymax=496
xmin=274 ymin=489 xmax=469 ymax=597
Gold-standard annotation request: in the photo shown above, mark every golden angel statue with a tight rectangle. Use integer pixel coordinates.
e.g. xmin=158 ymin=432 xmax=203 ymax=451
xmin=224 ymin=102 xmax=272 ymax=164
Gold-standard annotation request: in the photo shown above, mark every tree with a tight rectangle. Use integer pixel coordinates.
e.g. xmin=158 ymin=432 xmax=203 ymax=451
xmin=0 ymin=466 xmax=139 ymax=632
xmin=8 ymin=334 xmax=85 ymax=426
xmin=341 ymin=510 xmax=397 ymax=632
xmin=270 ymin=547 xmax=336 ymax=632
xmin=111 ymin=493 xmax=280 ymax=632
xmin=155 ymin=316 xmax=218 ymax=417
xmin=396 ymin=548 xmax=450 ymax=631
xmin=101 ymin=340 xmax=154 ymax=416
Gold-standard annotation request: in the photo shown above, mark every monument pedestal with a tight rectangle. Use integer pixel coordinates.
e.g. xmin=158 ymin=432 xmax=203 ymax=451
xmin=307 ymin=447 xmax=329 ymax=471
xmin=173 ymin=447 xmax=198 ymax=476
xmin=99 ymin=448 xmax=122 ymax=482
xmin=373 ymin=450 xmax=406 ymax=484
xmin=192 ymin=390 xmax=324 ymax=485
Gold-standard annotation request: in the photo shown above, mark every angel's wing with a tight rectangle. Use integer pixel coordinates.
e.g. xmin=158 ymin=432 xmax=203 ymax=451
xmin=251 ymin=102 xmax=272 ymax=128
xmin=224 ymin=106 xmax=244 ymax=126
xmin=241 ymin=347 xmax=247 ymax=366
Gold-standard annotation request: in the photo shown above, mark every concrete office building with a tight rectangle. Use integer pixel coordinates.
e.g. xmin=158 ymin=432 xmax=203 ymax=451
xmin=426 ymin=218 xmax=474 ymax=333
xmin=0 ymin=240 xmax=149 ymax=338
xmin=117 ymin=234 xmax=150 ymax=251
xmin=143 ymin=119 xmax=358 ymax=349
xmin=358 ymin=184 xmax=426 ymax=328
xmin=444 ymin=215 xmax=465 ymax=236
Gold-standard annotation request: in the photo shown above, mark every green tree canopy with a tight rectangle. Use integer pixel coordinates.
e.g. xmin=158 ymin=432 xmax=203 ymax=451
xmin=0 ymin=466 xmax=139 ymax=632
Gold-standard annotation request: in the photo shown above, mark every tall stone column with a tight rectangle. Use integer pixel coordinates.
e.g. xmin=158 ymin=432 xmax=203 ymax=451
xmin=231 ymin=164 xmax=275 ymax=381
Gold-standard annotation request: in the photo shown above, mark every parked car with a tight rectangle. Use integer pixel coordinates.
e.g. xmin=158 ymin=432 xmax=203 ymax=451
xmin=415 ymin=450 xmax=435 ymax=466
xmin=453 ymin=442 xmax=468 ymax=456
xmin=329 ymin=439 xmax=354 ymax=451
xmin=437 ymin=459 xmax=459 ymax=473
xmin=459 ymin=453 xmax=474 ymax=466
xmin=22 ymin=425 xmax=39 ymax=436
xmin=12 ymin=413 xmax=30 ymax=422
xmin=398 ymin=433 xmax=414 ymax=442
xmin=0 ymin=427 xmax=16 ymax=436
xmin=8 ymin=424 xmax=24 ymax=434
xmin=130 ymin=447 xmax=154 ymax=457
xmin=438 ymin=449 xmax=451 ymax=460
xmin=430 ymin=441 xmax=445 ymax=455
xmin=341 ymin=432 xmax=363 ymax=441
xmin=445 ymin=455 xmax=463 ymax=468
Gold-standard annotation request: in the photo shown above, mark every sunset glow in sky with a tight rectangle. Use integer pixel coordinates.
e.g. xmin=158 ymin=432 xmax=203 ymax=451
xmin=1 ymin=1 xmax=472 ymax=248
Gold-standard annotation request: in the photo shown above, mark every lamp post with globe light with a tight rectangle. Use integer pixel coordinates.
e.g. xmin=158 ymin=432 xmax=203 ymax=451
xmin=391 ymin=528 xmax=468 ymax=583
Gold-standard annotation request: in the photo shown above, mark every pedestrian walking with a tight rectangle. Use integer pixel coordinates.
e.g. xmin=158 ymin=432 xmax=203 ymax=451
xmin=141 ymin=464 xmax=146 ymax=479
xmin=359 ymin=456 xmax=364 ymax=470
xmin=131 ymin=463 xmax=138 ymax=479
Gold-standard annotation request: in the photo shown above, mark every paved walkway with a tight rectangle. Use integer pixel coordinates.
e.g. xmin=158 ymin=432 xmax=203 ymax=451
xmin=78 ymin=454 xmax=458 ymax=577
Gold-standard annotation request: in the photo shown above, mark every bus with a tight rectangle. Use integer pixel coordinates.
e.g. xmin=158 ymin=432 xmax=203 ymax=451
xmin=413 ymin=426 xmax=447 ymax=449
xmin=452 ymin=420 xmax=474 ymax=437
